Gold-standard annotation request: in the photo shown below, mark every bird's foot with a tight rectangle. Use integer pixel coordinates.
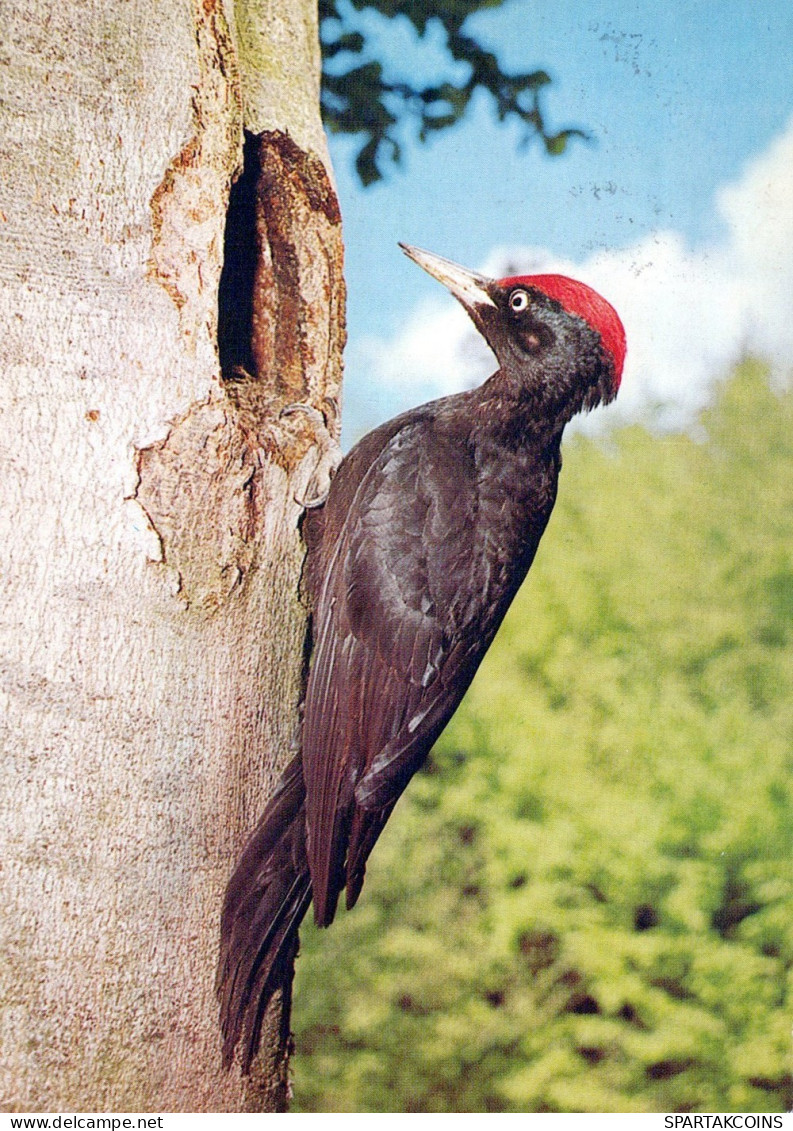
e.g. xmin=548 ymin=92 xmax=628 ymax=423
xmin=280 ymin=401 xmax=342 ymax=509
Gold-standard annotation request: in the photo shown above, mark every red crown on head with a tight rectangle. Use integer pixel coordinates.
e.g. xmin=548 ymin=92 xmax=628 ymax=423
xmin=500 ymin=273 xmax=626 ymax=387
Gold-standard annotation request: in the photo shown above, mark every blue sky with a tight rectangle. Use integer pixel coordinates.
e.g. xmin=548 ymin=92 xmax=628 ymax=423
xmin=325 ymin=0 xmax=793 ymax=441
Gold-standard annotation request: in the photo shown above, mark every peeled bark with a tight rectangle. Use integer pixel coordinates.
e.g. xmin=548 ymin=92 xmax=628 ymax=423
xmin=0 ymin=0 xmax=343 ymax=1112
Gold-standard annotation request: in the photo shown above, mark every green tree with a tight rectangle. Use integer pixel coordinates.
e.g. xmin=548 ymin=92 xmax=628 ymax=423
xmin=291 ymin=362 xmax=793 ymax=1113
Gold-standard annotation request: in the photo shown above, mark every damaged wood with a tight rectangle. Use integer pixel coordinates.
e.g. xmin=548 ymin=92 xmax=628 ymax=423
xmin=141 ymin=120 xmax=345 ymax=613
xmin=149 ymin=0 xmax=243 ymax=350
xmin=218 ymin=130 xmax=346 ymax=427
xmin=132 ymin=396 xmax=338 ymax=611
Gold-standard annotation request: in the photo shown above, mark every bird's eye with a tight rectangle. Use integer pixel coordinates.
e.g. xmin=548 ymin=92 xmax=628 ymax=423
xmin=509 ymin=289 xmax=530 ymax=313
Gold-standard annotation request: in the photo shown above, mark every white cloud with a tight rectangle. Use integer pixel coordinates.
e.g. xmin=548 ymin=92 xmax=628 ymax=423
xmin=718 ymin=120 xmax=793 ymax=370
xmin=355 ymin=116 xmax=793 ymax=432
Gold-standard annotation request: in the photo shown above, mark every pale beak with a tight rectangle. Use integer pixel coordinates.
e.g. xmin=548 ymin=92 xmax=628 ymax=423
xmin=399 ymin=243 xmax=496 ymax=315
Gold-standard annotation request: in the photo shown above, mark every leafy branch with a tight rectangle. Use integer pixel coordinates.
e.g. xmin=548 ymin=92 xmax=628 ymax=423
xmin=319 ymin=0 xmax=587 ymax=185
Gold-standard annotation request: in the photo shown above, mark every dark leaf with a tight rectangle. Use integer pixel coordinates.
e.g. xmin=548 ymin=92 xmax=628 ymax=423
xmin=322 ymin=31 xmax=366 ymax=59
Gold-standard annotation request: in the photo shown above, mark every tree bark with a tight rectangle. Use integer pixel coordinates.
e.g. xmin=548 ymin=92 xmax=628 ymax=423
xmin=0 ymin=0 xmax=343 ymax=1112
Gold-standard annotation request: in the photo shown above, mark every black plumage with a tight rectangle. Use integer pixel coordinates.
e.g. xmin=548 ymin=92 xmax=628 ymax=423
xmin=217 ymin=245 xmax=626 ymax=1072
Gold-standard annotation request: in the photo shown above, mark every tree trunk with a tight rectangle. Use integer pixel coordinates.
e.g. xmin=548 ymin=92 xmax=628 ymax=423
xmin=0 ymin=0 xmax=343 ymax=1112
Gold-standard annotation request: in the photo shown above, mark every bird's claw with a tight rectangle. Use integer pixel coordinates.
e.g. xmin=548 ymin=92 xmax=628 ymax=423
xmin=279 ymin=402 xmax=327 ymax=428
xmin=296 ymin=472 xmax=334 ymax=513
xmin=280 ymin=401 xmax=343 ymax=510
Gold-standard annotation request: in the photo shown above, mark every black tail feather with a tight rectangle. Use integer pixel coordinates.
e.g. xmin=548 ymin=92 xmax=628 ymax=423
xmin=217 ymin=755 xmax=313 ymax=1073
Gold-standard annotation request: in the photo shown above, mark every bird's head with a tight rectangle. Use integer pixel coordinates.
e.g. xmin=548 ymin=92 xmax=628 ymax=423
xmin=400 ymin=243 xmax=626 ymax=420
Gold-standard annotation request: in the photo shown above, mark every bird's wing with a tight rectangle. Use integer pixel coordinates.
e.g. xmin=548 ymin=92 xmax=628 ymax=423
xmin=302 ymin=414 xmax=493 ymax=926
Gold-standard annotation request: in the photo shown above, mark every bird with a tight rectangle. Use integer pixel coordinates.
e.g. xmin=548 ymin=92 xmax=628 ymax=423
xmin=216 ymin=243 xmax=626 ymax=1072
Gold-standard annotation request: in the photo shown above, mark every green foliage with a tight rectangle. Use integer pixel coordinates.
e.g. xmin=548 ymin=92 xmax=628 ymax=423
xmin=291 ymin=361 xmax=793 ymax=1112
xmin=319 ymin=0 xmax=584 ymax=184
